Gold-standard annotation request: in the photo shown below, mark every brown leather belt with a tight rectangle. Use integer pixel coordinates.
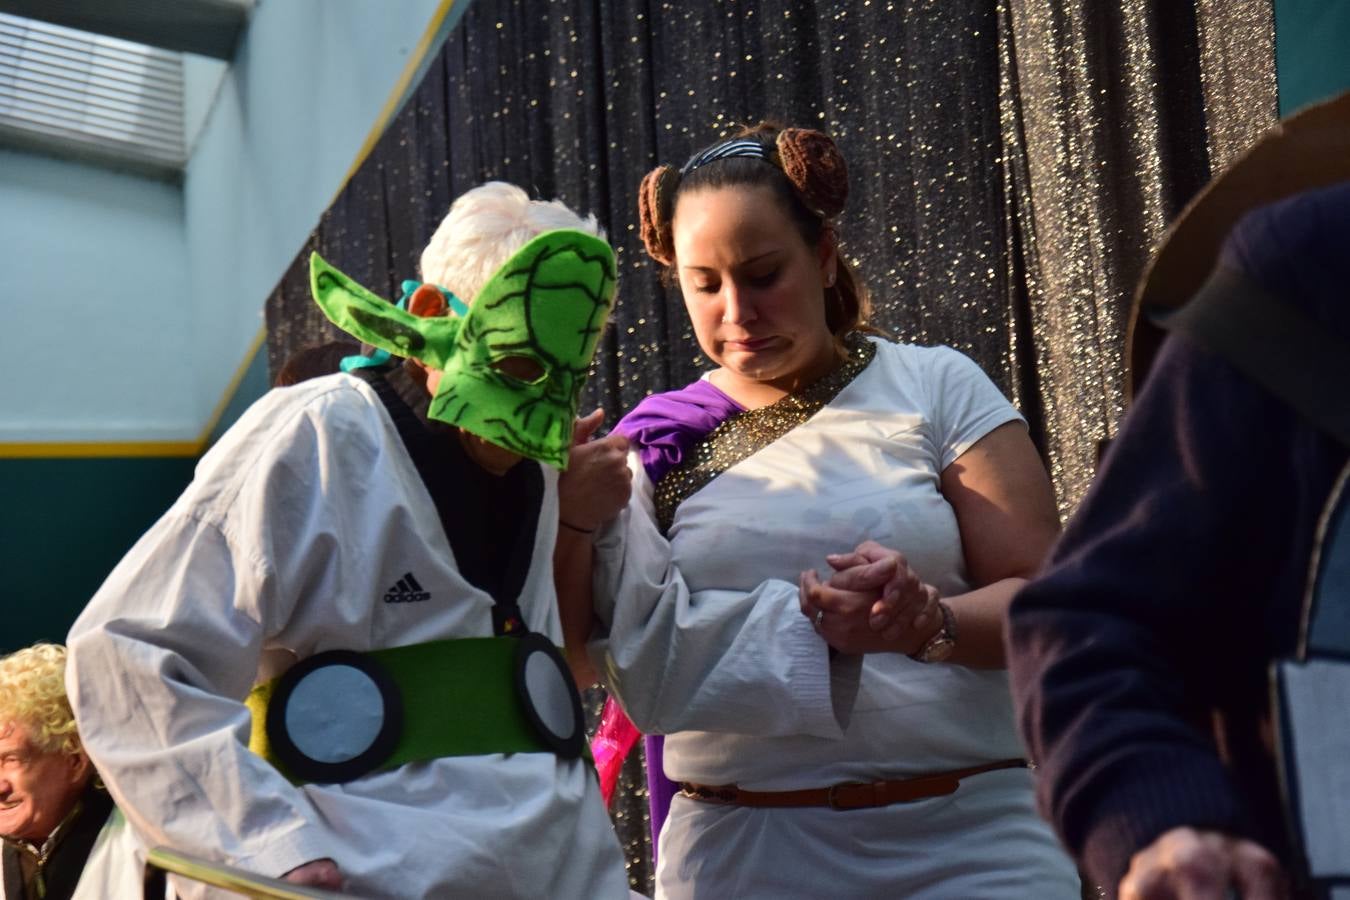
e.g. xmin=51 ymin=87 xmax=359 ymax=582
xmin=679 ymin=758 xmax=1027 ymax=811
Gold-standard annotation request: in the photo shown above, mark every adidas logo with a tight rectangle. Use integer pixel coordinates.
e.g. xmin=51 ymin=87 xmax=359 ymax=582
xmin=384 ymin=572 xmax=431 ymax=603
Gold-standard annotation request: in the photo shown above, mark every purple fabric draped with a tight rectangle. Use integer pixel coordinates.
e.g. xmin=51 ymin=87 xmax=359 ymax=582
xmin=610 ymin=378 xmax=743 ymax=862
xmin=613 ymin=380 xmax=744 ymax=484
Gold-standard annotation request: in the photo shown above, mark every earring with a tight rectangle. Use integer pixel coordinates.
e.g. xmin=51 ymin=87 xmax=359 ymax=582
xmin=721 ymin=315 xmax=730 ymax=323
xmin=825 ymin=273 xmax=836 ymax=287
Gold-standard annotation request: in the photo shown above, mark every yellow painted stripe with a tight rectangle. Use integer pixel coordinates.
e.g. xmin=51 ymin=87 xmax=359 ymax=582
xmin=195 ymin=325 xmax=268 ymax=445
xmin=329 ymin=0 xmax=459 ymax=205
xmin=0 ymin=442 xmax=202 ymax=459
xmin=0 ymin=325 xmax=267 ymax=459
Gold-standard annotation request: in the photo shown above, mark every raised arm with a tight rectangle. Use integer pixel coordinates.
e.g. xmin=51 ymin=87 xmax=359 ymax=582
xmin=554 ymin=409 xmax=631 ymax=685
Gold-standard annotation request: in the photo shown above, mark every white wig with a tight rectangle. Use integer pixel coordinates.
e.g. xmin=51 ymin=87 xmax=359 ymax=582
xmin=419 ymin=182 xmax=605 ymax=303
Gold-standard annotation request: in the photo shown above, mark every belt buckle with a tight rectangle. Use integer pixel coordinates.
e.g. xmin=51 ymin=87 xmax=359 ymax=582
xmin=681 ymin=783 xmax=738 ymax=804
xmin=826 ymin=781 xmax=867 ymax=811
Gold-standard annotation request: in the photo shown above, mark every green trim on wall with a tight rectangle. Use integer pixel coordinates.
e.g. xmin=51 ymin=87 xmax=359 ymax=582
xmin=2 ymin=455 xmax=198 ymax=653
xmin=1275 ymin=0 xmax=1350 ymax=115
xmin=207 ymin=333 xmax=272 ymax=446
xmin=0 ymin=326 xmax=269 ymax=459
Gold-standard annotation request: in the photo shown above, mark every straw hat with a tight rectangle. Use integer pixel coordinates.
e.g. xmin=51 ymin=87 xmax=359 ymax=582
xmin=1127 ymin=90 xmax=1350 ymax=399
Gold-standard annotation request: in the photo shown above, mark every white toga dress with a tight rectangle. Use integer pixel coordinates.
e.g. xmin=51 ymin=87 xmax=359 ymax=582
xmin=592 ymin=337 xmax=1080 ymax=898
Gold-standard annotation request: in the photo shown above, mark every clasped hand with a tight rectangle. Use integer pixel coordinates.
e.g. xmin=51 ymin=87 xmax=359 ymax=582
xmin=799 ymin=540 xmax=940 ymax=656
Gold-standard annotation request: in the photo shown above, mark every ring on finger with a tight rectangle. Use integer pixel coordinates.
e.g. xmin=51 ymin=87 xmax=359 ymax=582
xmin=814 ymin=608 xmax=825 ymax=629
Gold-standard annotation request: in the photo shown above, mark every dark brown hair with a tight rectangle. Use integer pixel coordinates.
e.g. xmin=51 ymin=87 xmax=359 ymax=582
xmin=273 ymin=341 xmax=361 ymax=387
xmin=637 ymin=123 xmax=872 ymax=339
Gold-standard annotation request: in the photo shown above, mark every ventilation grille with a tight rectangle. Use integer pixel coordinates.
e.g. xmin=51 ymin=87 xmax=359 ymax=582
xmin=0 ymin=13 xmax=185 ymax=171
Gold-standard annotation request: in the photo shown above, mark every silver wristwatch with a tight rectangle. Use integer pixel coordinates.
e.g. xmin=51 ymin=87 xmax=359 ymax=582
xmin=910 ymin=601 xmax=957 ymax=664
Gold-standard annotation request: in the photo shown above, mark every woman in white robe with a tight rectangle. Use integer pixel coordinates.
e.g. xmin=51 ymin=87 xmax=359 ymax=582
xmin=557 ymin=125 xmax=1080 ymax=898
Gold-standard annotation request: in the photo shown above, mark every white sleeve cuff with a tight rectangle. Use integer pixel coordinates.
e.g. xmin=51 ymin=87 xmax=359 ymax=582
xmin=230 ymin=821 xmax=334 ymax=881
xmin=782 ymin=611 xmax=859 ymax=739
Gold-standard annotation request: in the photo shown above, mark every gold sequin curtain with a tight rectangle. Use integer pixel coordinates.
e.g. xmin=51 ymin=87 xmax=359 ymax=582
xmin=998 ymin=0 xmax=1276 ymax=512
xmin=263 ymin=1 xmax=1275 ymax=891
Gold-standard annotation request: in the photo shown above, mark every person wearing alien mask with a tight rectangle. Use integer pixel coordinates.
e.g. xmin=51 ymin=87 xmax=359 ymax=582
xmin=65 ymin=182 xmax=632 ymax=898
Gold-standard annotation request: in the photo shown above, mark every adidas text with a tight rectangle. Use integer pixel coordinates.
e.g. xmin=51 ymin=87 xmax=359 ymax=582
xmin=384 ymin=572 xmax=431 ymax=603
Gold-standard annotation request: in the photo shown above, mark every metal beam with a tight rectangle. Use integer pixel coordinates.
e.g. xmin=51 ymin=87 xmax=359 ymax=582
xmin=0 ymin=0 xmax=251 ymax=60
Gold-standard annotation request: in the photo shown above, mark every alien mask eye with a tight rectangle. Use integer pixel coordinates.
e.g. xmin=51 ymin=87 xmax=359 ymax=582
xmin=492 ymin=355 xmax=548 ymax=385
xmin=310 ymin=229 xmax=617 ymax=470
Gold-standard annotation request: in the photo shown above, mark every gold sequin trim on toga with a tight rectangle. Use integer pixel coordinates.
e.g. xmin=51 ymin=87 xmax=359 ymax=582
xmin=653 ymin=332 xmax=880 ymax=533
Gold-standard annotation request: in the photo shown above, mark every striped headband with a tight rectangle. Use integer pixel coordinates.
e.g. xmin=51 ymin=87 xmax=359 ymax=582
xmin=680 ymin=138 xmax=771 ymax=176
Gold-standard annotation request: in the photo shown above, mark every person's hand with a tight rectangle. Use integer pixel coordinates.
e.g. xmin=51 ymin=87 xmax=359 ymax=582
xmin=281 ymin=858 xmax=343 ymax=888
xmin=557 ymin=409 xmax=631 ymax=533
xmin=824 ymin=541 xmax=940 ymax=644
xmin=1119 ymin=828 xmax=1288 ymax=900
xmin=799 ymin=568 xmax=883 ymax=653
xmin=555 ymin=408 xmax=626 ymax=685
xmin=800 ymin=541 xmax=940 ymax=655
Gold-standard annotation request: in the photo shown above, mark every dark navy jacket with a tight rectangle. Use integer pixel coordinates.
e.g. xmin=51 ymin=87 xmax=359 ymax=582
xmin=1007 ymin=181 xmax=1350 ymax=893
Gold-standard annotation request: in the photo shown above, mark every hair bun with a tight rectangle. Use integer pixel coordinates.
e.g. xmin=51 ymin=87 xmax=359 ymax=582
xmin=775 ymin=128 xmax=848 ymax=219
xmin=638 ymin=164 xmax=679 ymax=265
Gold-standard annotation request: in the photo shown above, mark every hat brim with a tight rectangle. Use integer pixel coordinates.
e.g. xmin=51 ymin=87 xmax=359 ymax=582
xmin=1127 ymin=90 xmax=1350 ymax=400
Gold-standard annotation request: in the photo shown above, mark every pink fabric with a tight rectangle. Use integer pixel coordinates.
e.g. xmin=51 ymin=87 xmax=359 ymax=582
xmin=592 ymin=697 xmax=643 ymax=806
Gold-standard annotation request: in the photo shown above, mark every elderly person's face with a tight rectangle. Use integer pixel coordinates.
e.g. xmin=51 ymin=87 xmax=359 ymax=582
xmin=0 ymin=721 xmax=91 ymax=843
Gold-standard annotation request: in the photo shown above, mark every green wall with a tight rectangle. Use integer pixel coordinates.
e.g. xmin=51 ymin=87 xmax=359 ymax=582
xmin=2 ymin=455 xmax=198 ymax=653
xmin=3 ymin=345 xmax=269 ymax=655
xmin=1275 ymin=0 xmax=1350 ymax=115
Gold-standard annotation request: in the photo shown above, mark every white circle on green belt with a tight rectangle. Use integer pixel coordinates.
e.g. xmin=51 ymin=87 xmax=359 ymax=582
xmin=266 ymin=650 xmax=404 ymax=783
xmin=284 ymin=664 xmax=385 ymax=762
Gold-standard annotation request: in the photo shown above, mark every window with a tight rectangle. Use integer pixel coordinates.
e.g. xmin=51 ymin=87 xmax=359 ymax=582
xmin=0 ymin=13 xmax=185 ymax=176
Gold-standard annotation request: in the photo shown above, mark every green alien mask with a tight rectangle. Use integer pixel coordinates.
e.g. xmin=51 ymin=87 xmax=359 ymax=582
xmin=310 ymin=229 xmax=617 ymax=469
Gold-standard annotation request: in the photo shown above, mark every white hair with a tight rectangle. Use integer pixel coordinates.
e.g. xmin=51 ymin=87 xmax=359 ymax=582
xmin=419 ymin=182 xmax=605 ymax=303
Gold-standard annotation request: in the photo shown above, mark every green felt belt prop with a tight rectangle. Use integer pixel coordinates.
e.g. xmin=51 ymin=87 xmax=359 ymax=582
xmin=310 ymin=229 xmax=618 ymax=469
xmin=247 ymin=637 xmax=549 ymax=784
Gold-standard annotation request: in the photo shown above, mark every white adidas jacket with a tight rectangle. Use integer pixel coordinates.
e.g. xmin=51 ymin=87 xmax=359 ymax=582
xmin=66 ymin=374 xmax=628 ymax=899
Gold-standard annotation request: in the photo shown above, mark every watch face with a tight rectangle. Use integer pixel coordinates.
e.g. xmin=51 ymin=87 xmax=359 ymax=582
xmin=921 ymin=637 xmax=956 ymax=663
xmin=913 ymin=601 xmax=957 ymax=664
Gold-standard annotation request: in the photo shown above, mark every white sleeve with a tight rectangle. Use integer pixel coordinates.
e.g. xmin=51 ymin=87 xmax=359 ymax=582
xmin=924 ymin=345 xmax=1025 ymax=469
xmin=72 ymin=809 xmax=155 ymax=900
xmin=66 ymin=396 xmax=341 ymax=878
xmin=588 ymin=459 xmax=861 ymax=738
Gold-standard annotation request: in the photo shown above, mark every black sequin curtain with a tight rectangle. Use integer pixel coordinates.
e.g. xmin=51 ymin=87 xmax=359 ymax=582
xmin=998 ymin=0 xmax=1275 ymax=511
xmin=264 ymin=1 xmax=1275 ymax=890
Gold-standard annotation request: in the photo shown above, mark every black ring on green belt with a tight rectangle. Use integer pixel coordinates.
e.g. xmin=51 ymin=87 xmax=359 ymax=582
xmin=265 ymin=649 xmax=404 ymax=784
xmin=513 ymin=633 xmax=585 ymax=759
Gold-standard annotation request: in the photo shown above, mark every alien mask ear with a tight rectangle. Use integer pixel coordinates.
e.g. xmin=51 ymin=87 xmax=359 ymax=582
xmin=310 ymin=253 xmax=462 ymax=371
xmin=428 ymin=229 xmax=617 ymax=469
